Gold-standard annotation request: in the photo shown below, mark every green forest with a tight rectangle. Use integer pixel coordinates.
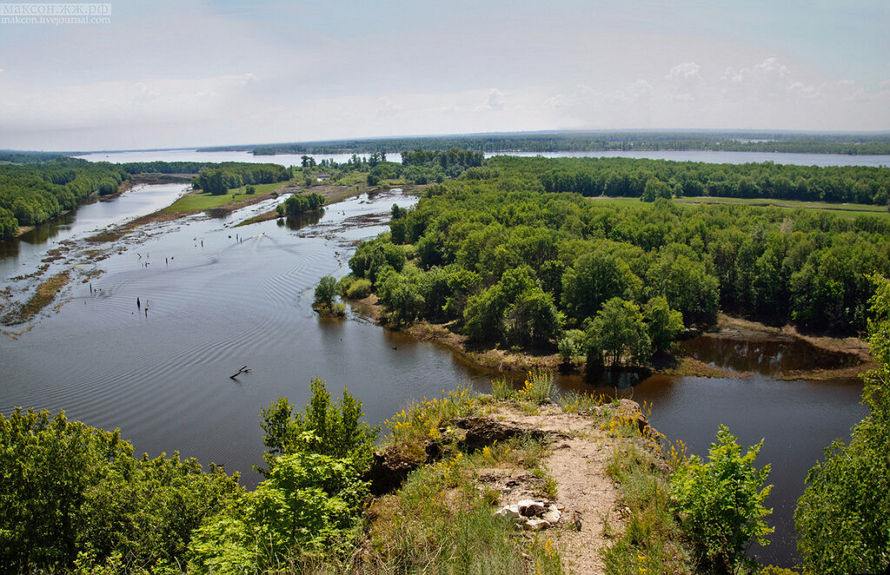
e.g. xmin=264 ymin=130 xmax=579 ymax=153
xmin=0 ymin=160 xmax=292 ymax=239
xmin=0 ymin=159 xmax=130 ymax=239
xmin=336 ymin=156 xmax=890 ymax=372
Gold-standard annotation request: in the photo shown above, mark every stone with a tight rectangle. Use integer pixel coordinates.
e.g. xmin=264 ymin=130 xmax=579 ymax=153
xmin=517 ymin=499 xmax=546 ymax=517
xmin=523 ymin=519 xmax=551 ymax=531
xmin=542 ymin=506 xmax=561 ymax=524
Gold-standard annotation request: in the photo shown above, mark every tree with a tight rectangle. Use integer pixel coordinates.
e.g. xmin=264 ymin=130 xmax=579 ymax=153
xmin=585 ymin=297 xmax=651 ymax=368
xmin=313 ymin=275 xmax=338 ymax=312
xmin=503 ymin=287 xmax=563 ymax=348
xmin=644 ymin=296 xmax=684 ymax=354
xmin=670 ymin=425 xmax=773 ymax=574
xmin=0 ymin=409 xmax=240 ymax=572
xmin=795 ymin=275 xmax=890 ymax=574
xmin=562 ymin=246 xmax=642 ymax=324
xmin=258 ymin=378 xmax=379 ymax=476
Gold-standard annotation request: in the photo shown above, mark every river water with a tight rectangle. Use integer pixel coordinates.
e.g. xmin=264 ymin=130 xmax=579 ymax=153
xmin=75 ymin=148 xmax=890 ymax=168
xmin=2 ymin=149 xmax=878 ymax=566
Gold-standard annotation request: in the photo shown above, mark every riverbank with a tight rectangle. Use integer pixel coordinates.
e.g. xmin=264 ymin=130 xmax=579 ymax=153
xmin=349 ymin=297 xmax=872 ymax=381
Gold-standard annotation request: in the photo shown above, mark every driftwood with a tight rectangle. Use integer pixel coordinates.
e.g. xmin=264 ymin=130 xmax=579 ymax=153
xmin=229 ymin=366 xmax=250 ymax=380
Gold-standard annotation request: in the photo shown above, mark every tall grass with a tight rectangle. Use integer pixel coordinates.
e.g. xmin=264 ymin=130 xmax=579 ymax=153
xmin=518 ymin=369 xmax=554 ymax=405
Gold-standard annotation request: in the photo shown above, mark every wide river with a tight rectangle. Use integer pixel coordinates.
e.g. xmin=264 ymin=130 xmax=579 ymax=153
xmin=3 ymin=148 xmax=881 ymax=566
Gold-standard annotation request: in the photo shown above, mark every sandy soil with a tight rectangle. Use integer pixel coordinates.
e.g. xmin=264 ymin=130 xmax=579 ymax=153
xmin=489 ymin=403 xmax=622 ymax=575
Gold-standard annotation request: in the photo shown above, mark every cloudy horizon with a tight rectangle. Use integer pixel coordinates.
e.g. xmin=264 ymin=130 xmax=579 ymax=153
xmin=1 ymin=0 xmax=888 ymax=152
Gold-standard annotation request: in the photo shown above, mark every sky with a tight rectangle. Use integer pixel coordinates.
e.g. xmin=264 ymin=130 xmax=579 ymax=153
xmin=0 ymin=0 xmax=888 ymax=151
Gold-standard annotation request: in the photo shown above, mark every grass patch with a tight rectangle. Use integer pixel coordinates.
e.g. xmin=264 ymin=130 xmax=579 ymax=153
xmin=517 ymin=369 xmax=555 ymax=405
xmin=367 ymin=431 xmax=564 ymax=574
xmin=384 ymin=386 xmax=478 ymax=455
xmin=677 ymin=196 xmax=890 ymax=218
xmin=164 ymin=181 xmax=285 ymax=213
xmin=603 ymin=440 xmax=692 ymax=575
xmin=4 ymin=271 xmax=70 ymax=325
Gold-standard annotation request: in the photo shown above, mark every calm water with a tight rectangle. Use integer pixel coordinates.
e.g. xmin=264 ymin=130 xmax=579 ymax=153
xmin=0 ymin=177 xmax=870 ymax=567
xmin=75 ymin=148 xmax=890 ymax=168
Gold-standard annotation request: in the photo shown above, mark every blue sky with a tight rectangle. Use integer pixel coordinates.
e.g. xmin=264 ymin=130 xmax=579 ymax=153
xmin=0 ymin=0 xmax=888 ymax=151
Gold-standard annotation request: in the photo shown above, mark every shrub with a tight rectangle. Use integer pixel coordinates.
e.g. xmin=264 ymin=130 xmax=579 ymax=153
xmin=346 ymin=277 xmax=372 ymax=300
xmin=258 ymin=378 xmax=379 ymax=475
xmin=518 ymin=369 xmax=554 ymax=405
xmin=670 ymin=425 xmax=773 ymax=573
xmin=313 ymin=275 xmax=338 ymax=312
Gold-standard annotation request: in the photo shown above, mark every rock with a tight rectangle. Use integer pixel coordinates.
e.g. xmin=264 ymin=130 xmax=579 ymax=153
xmin=366 ymin=448 xmax=421 ymax=495
xmin=542 ymin=505 xmax=561 ymax=524
xmin=523 ymin=519 xmax=551 ymax=531
xmin=517 ymin=500 xmax=546 ymax=517
xmin=617 ymin=399 xmax=650 ymax=434
xmin=495 ymin=504 xmax=522 ymax=521
xmin=451 ymin=417 xmax=548 ymax=452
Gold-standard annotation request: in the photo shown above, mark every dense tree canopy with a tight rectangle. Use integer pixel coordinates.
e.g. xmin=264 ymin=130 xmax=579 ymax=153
xmin=795 ymin=275 xmax=890 ymax=573
xmin=0 ymin=408 xmax=241 ymax=571
xmin=0 ymin=159 xmax=130 ymax=238
xmin=338 ymin=156 xmax=889 ymax=369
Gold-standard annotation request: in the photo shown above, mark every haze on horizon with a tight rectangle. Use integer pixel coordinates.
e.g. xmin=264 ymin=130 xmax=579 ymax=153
xmin=0 ymin=0 xmax=888 ymax=152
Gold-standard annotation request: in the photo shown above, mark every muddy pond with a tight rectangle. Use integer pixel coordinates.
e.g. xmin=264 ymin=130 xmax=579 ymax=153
xmin=0 ymin=182 xmax=868 ymax=568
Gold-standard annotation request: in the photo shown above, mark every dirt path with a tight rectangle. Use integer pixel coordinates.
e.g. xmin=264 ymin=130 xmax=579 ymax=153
xmin=492 ymin=404 xmax=621 ymax=575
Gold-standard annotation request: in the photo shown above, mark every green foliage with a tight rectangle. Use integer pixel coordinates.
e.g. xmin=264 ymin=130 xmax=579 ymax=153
xmin=193 ymin=163 xmax=289 ymax=196
xmin=670 ymin=425 xmax=773 ymax=574
xmin=346 ymin=155 xmax=890 ymax=363
xmin=604 ymin=443 xmax=692 ymax=575
xmin=585 ymin=297 xmax=652 ymax=367
xmin=557 ymin=328 xmax=587 ymax=364
xmin=562 ymin=245 xmax=642 ymax=324
xmin=349 ymin=237 xmax=406 ymax=283
xmin=258 ymin=378 xmax=379 ymax=476
xmin=0 ymin=408 xmax=240 ymax=572
xmin=794 ymin=275 xmax=890 ymax=574
xmin=644 ymin=296 xmax=685 ymax=353
xmin=189 ymin=453 xmax=368 ymax=573
xmin=345 ymin=277 xmax=372 ymax=299
xmin=313 ymin=275 xmax=338 ymax=310
xmin=0 ymin=158 xmax=130 ymax=237
xmin=283 ymin=192 xmax=324 ymax=216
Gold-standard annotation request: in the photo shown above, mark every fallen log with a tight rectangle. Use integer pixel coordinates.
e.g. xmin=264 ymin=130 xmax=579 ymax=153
xmin=229 ymin=366 xmax=250 ymax=380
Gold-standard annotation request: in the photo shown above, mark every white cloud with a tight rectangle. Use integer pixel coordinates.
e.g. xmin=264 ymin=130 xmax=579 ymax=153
xmin=376 ymin=96 xmax=402 ymax=118
xmin=477 ymin=88 xmax=506 ymax=112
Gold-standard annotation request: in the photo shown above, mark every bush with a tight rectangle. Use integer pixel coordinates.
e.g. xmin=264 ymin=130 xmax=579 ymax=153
xmin=189 ymin=452 xmax=369 ymax=572
xmin=0 ymin=409 xmax=240 ymax=572
xmin=670 ymin=425 xmax=773 ymax=573
xmin=258 ymin=378 xmax=379 ymax=475
xmin=345 ymin=277 xmax=372 ymax=300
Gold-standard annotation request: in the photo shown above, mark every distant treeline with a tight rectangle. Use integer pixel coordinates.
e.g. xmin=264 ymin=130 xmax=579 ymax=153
xmin=0 ymin=159 xmax=129 ymax=239
xmin=0 ymin=160 xmax=292 ymax=239
xmin=194 ymin=131 xmax=890 ymax=156
xmin=490 ymin=156 xmax=890 ymax=206
xmin=0 ymin=151 xmax=73 ymax=164
xmin=190 ymin=163 xmax=290 ymax=195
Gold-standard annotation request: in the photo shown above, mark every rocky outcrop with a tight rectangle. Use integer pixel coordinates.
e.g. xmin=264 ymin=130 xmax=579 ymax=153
xmin=496 ymin=499 xmax=563 ymax=530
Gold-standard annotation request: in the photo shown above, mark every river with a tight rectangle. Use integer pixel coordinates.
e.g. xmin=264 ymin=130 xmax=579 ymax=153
xmin=2 ymin=149 xmax=878 ymax=567
xmin=74 ymin=148 xmax=890 ymax=168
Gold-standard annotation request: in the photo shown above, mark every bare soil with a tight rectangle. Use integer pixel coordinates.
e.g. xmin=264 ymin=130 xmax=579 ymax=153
xmin=487 ymin=403 xmax=623 ymax=575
